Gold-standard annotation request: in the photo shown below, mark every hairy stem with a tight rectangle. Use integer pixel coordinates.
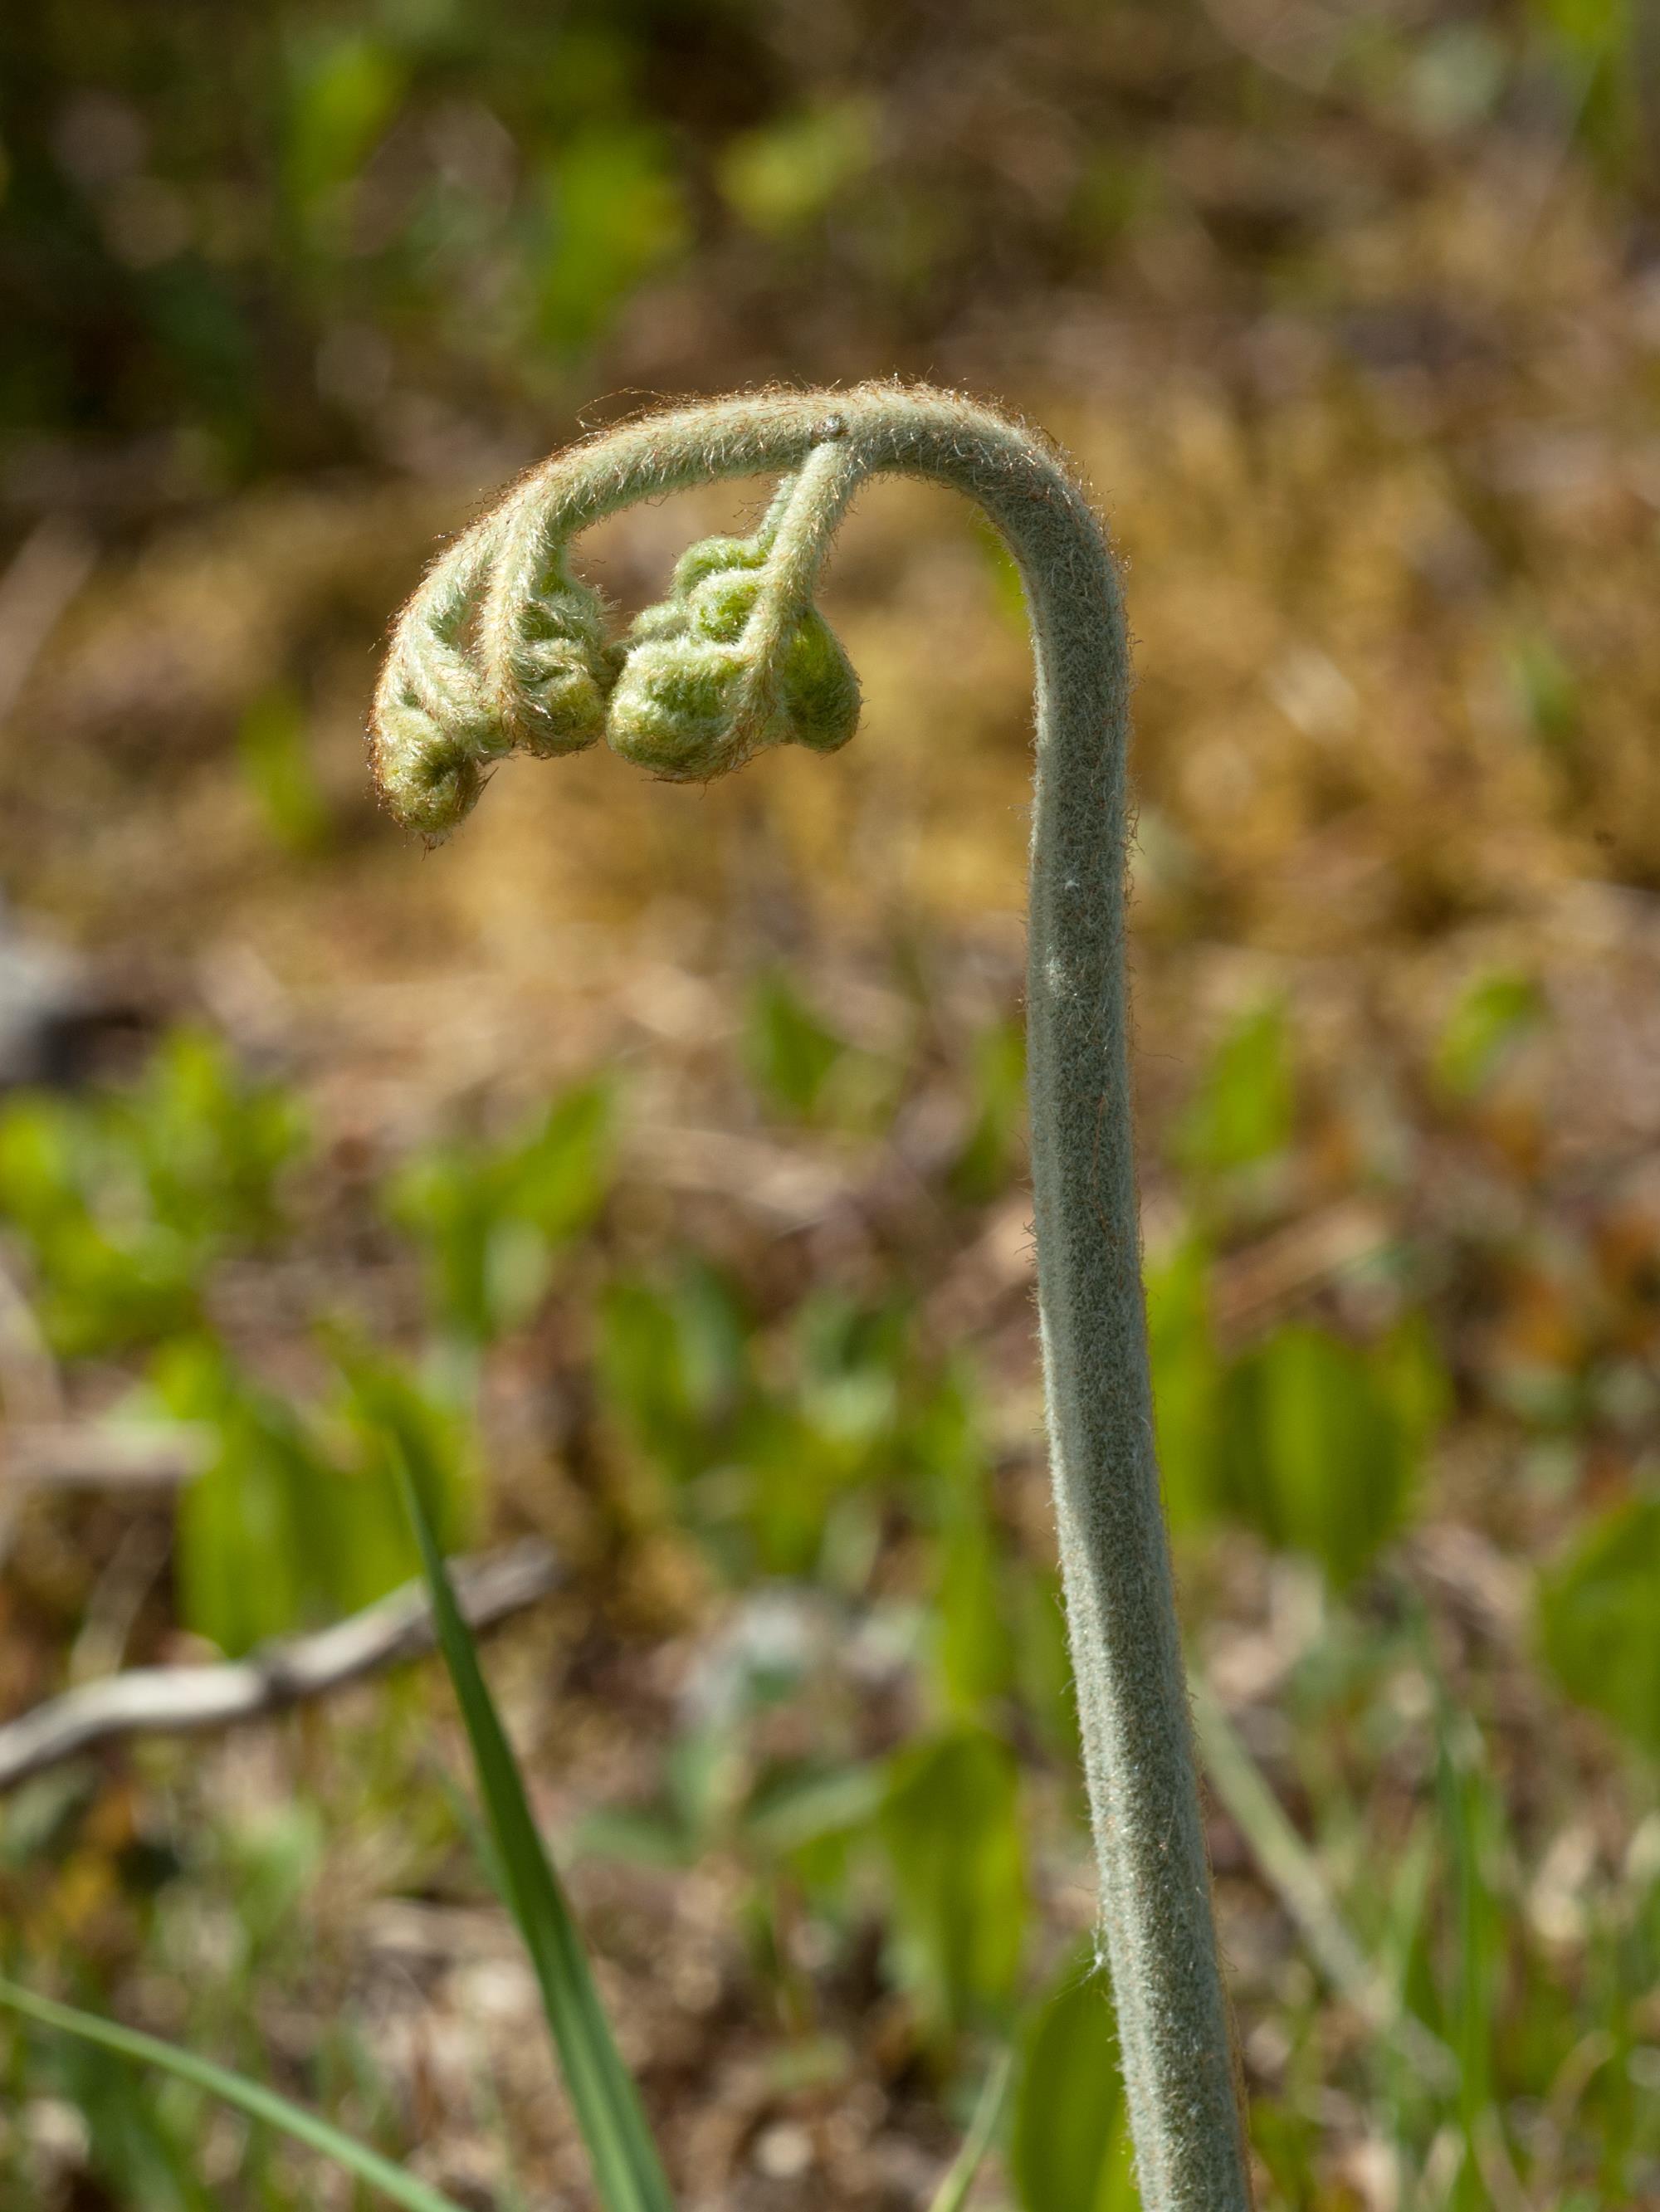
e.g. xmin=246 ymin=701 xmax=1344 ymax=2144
xmin=745 ymin=430 xmax=862 ymax=642
xmin=374 ymin=383 xmax=1254 ymax=2211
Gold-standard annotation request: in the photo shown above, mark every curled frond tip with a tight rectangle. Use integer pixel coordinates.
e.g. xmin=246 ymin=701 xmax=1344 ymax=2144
xmin=369 ymin=406 xmax=867 ymax=840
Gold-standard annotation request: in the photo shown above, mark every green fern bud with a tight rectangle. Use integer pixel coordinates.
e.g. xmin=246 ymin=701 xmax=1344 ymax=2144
xmin=369 ymin=550 xmax=616 ymax=842
xmin=776 ymin=604 xmax=862 ymax=753
xmin=605 ymin=637 xmax=751 ymax=780
xmin=497 ymin=574 xmax=618 ymax=759
xmin=370 ymin=705 xmax=484 ymax=839
xmin=681 ymin=570 xmax=857 ymax=745
xmin=686 ymin=567 xmax=760 ymax=641
xmin=670 ymin=531 xmax=768 ymax=595
xmin=606 ymin=495 xmax=859 ymax=779
xmin=608 ymin=599 xmax=858 ymax=781
xmin=622 ymin=594 xmax=692 ymax=648
xmin=371 ymin=607 xmax=499 ymax=839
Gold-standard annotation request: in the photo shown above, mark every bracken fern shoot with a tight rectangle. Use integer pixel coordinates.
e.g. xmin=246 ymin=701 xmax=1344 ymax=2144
xmin=371 ymin=382 xmax=1255 ymax=2212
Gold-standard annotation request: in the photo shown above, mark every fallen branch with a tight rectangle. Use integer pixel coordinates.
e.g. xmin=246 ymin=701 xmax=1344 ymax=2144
xmin=0 ymin=1541 xmax=559 ymax=1792
xmin=0 ymin=516 xmax=97 ymax=727
xmin=1 ymin=1421 xmax=212 ymax=1488
xmin=1210 ymin=1199 xmax=1394 ymax=1339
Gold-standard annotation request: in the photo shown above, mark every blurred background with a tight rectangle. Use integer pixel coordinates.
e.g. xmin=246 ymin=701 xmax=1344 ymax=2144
xmin=2 ymin=2 xmax=1659 ymax=2206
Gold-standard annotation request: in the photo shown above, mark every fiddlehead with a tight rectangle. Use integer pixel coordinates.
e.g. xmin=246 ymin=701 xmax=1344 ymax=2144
xmin=608 ymin=437 xmax=862 ymax=779
xmin=369 ymin=384 xmax=1256 ymax=2212
xmin=371 ymin=413 xmax=865 ymax=834
xmin=373 ymin=538 xmax=616 ymax=838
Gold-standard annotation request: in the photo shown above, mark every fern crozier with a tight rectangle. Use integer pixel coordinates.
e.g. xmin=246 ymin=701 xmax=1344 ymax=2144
xmin=369 ymin=383 xmax=1255 ymax=2212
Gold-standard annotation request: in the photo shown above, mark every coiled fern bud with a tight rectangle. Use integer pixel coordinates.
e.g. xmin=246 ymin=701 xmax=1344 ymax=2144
xmin=370 ymin=424 xmax=862 ymax=837
xmin=370 ymin=569 xmax=500 ymax=839
xmin=496 ymin=565 xmax=618 ymax=759
xmin=608 ymin=465 xmax=859 ymax=781
xmin=372 ymin=541 xmax=615 ymax=840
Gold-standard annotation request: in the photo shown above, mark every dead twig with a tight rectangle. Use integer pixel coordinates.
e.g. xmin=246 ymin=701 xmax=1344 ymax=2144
xmin=0 ymin=1422 xmax=212 ymax=1489
xmin=0 ymin=1541 xmax=559 ymax=1792
xmin=0 ymin=516 xmax=96 ymax=727
xmin=1209 ymin=1199 xmax=1394 ymax=1338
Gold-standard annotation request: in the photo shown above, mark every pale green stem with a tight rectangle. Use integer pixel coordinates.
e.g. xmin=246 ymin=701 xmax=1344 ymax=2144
xmin=734 ymin=430 xmax=862 ymax=726
xmin=744 ymin=432 xmax=862 ymax=625
xmin=375 ymin=385 xmax=1255 ymax=2212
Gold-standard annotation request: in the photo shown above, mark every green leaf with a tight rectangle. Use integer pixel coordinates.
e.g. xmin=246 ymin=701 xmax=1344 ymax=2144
xmin=916 ymin=1376 xmax=1013 ymax=1714
xmin=0 ymin=1975 xmax=471 ymax=2212
xmin=238 ymin=685 xmax=332 ymax=856
xmin=330 ymin=1331 xmax=475 ymax=1567
xmin=716 ymin=99 xmax=873 ymax=237
xmin=532 ymin=128 xmax=687 ymax=356
xmin=509 ymin=1082 xmax=615 ymax=1243
xmin=155 ymin=1339 xmax=313 ymax=1654
xmin=879 ymin=1726 xmax=1028 ymax=2033
xmin=929 ymin=2048 xmax=1013 ymax=2212
xmin=154 ymin=1331 xmax=457 ymax=1652
xmin=1214 ymin=1320 xmax=1439 ymax=1587
xmin=933 ymin=1508 xmax=1013 ymax=1714
xmin=394 ymin=1449 xmax=676 ymax=2212
xmin=598 ymin=1262 xmax=748 ymax=1483
xmin=0 ymin=1092 xmax=200 ymax=1359
xmin=1433 ymin=970 xmax=1545 ymax=1100
xmin=285 ymin=31 xmax=405 ymax=220
xmin=741 ymin=1760 xmax=886 ymax=1858
xmin=950 ymin=1013 xmax=1028 ymax=1201
xmin=1174 ymin=999 xmax=1292 ymax=1175
xmin=1538 ymin=1493 xmax=1660 ymax=1756
xmin=129 ymin=1028 xmax=306 ymax=1243
xmin=0 ymin=1030 xmax=305 ymax=1362
xmin=387 ymin=1082 xmax=613 ymax=1344
xmin=384 ymin=1145 xmax=506 ymax=1345
xmin=742 ymin=968 xmax=847 ymax=1119
xmin=0 ymin=1092 xmax=94 ymax=1237
xmin=1145 ymin=1231 xmax=1221 ymax=1536
xmin=1009 ymin=1952 xmax=1136 ymax=2212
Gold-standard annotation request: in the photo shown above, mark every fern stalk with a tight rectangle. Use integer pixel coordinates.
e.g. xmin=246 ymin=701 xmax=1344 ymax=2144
xmin=373 ymin=383 xmax=1254 ymax=2212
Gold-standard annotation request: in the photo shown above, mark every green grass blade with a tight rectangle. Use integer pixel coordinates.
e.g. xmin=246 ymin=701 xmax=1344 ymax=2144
xmin=394 ymin=1449 xmax=676 ymax=2212
xmin=928 ymin=2048 xmax=1011 ymax=2212
xmin=1190 ymin=1674 xmax=1457 ymax=2093
xmin=0 ymin=1975 xmax=470 ymax=2212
